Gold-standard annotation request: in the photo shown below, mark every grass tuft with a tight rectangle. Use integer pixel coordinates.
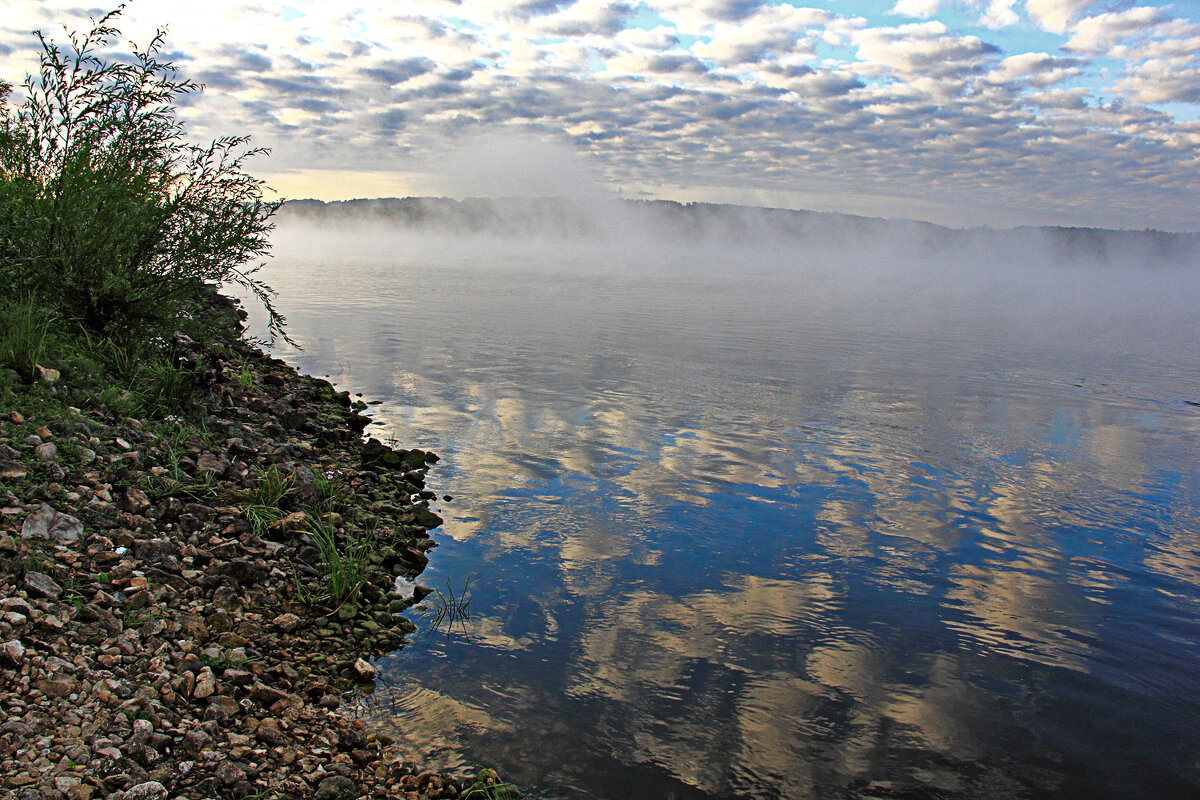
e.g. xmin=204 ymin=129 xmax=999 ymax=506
xmin=0 ymin=297 xmax=55 ymax=382
xmin=249 ymin=465 xmax=293 ymax=506
xmin=307 ymin=518 xmax=376 ymax=609
xmin=461 ymin=769 xmax=521 ymax=799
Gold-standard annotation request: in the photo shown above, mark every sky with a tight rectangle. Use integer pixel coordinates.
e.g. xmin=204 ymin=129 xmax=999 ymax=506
xmin=2 ymin=1 xmax=1199 ymax=231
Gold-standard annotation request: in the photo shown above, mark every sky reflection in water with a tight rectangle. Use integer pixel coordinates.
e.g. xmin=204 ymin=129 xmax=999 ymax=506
xmin=256 ymin=225 xmax=1200 ymax=800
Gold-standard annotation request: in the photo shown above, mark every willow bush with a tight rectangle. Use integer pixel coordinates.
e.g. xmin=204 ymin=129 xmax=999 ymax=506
xmin=0 ymin=7 xmax=287 ymax=342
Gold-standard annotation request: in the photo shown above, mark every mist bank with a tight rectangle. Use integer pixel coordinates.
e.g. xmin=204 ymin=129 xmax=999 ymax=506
xmin=277 ymin=196 xmax=1200 ymax=269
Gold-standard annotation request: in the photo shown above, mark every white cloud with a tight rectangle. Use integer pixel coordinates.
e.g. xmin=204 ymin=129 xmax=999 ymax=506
xmin=1109 ymin=17 xmax=1200 ymax=61
xmin=692 ymin=6 xmax=831 ymax=65
xmin=979 ymin=0 xmax=1019 ymax=29
xmin=1114 ymin=58 xmax=1200 ymax=104
xmin=985 ymin=52 xmax=1082 ymax=90
xmin=1062 ymin=6 xmax=1162 ymax=53
xmin=890 ymin=0 xmax=941 ymax=17
xmin=854 ymin=21 xmax=999 ymax=80
xmin=644 ymin=0 xmax=765 ymax=34
xmin=1025 ymin=0 xmax=1097 ymax=34
xmin=1024 ymin=87 xmax=1089 ymax=109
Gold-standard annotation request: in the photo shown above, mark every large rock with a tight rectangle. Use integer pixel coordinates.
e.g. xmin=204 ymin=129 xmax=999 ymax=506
xmin=117 ymin=782 xmax=167 ymax=800
xmin=23 ymin=571 xmax=62 ymax=599
xmin=193 ymin=668 xmax=217 ymax=699
xmin=410 ymin=506 xmax=443 ymax=530
xmin=352 ymin=658 xmax=377 ymax=680
xmin=0 ymin=459 xmax=28 ymax=479
xmin=272 ymin=612 xmax=303 ymax=632
xmin=21 ymin=504 xmax=83 ymax=543
xmin=195 ymin=452 xmax=229 ymax=475
xmin=0 ymin=639 xmax=24 ymax=666
xmin=289 ymin=465 xmax=321 ymax=505
xmin=314 ymin=775 xmax=359 ymax=800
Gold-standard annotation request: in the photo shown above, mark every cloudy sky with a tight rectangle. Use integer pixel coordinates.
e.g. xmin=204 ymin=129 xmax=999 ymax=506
xmin=3 ymin=1 xmax=1199 ymax=230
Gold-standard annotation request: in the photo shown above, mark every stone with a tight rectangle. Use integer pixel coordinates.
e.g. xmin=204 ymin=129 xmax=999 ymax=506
xmin=249 ymin=682 xmax=289 ymax=707
xmin=1 ymin=597 xmax=33 ymax=615
xmin=124 ymin=487 xmax=151 ymax=512
xmin=0 ymin=460 xmax=27 ymax=479
xmin=222 ymin=668 xmax=252 ymax=685
xmin=214 ymin=761 xmax=245 ymax=786
xmin=67 ymin=785 xmax=94 ymax=800
xmin=314 ymin=775 xmax=359 ymax=800
xmin=410 ymin=506 xmax=443 ymax=530
xmin=195 ymin=453 xmax=229 ymax=475
xmin=118 ymin=782 xmax=167 ymax=800
xmin=214 ymin=559 xmax=267 ymax=586
xmin=290 ymin=465 xmax=321 ymax=504
xmin=267 ymin=511 xmax=309 ymax=534
xmin=38 ymin=442 xmax=58 ymax=462
xmin=352 ymin=658 xmax=377 ymax=680
xmin=0 ymin=639 xmax=24 ymax=665
xmin=23 ymin=570 xmax=63 ymax=599
xmin=205 ymin=694 xmax=240 ymax=718
xmin=255 ymin=717 xmax=284 ymax=745
xmin=36 ymin=677 xmax=75 ymax=698
xmin=193 ymin=668 xmax=217 ymax=699
xmin=21 ymin=504 xmax=83 ymax=544
xmin=272 ymin=612 xmax=303 ymax=631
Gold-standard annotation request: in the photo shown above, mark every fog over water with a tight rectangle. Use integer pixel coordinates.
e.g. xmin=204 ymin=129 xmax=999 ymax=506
xmin=249 ymin=200 xmax=1200 ymax=800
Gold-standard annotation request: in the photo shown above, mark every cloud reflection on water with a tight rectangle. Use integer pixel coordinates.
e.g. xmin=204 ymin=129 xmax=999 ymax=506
xmin=256 ymin=222 xmax=1200 ymax=799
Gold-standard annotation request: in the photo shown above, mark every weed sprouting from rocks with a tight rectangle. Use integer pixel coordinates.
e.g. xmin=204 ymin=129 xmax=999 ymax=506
xmin=461 ymin=768 xmax=522 ymax=799
xmin=307 ymin=517 xmax=377 ymax=608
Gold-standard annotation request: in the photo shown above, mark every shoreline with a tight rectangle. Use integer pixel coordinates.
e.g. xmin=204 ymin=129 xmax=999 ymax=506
xmin=0 ymin=289 xmax=485 ymax=799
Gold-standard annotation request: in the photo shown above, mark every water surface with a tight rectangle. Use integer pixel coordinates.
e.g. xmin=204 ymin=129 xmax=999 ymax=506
xmin=255 ymin=222 xmax=1200 ymax=799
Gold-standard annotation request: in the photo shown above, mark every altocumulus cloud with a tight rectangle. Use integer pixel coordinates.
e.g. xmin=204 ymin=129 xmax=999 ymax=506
xmin=1 ymin=0 xmax=1198 ymax=229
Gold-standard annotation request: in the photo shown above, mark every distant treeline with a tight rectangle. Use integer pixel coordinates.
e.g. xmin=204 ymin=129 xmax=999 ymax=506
xmin=279 ymin=197 xmax=1200 ymax=266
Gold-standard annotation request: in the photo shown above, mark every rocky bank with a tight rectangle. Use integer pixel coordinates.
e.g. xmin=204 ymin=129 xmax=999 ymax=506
xmin=0 ymin=291 xmax=496 ymax=799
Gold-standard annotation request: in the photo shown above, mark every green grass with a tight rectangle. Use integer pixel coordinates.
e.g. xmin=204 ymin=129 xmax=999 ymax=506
xmin=249 ymin=465 xmax=292 ymax=506
xmin=306 ymin=469 xmax=348 ymax=515
xmin=462 ymin=769 xmax=521 ymax=799
xmin=0 ymin=297 xmax=56 ymax=382
xmin=133 ymin=358 xmax=196 ymax=415
xmin=307 ymin=518 xmax=377 ymax=609
xmin=245 ymin=504 xmax=287 ymax=537
xmin=239 ymin=466 xmax=294 ymax=535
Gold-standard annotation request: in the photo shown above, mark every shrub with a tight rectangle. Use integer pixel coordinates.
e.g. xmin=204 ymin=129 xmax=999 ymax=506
xmin=0 ymin=7 xmax=287 ymax=342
